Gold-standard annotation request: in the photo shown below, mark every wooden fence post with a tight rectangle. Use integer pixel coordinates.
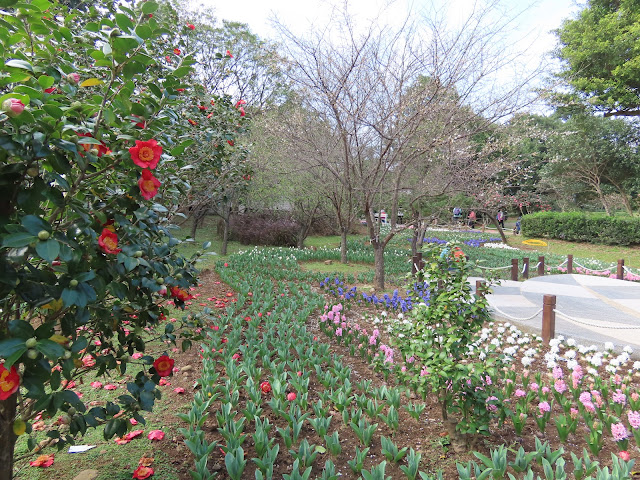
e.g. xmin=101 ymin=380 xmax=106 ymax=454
xmin=567 ymin=254 xmax=573 ymax=274
xmin=523 ymin=257 xmax=529 ymax=280
xmin=475 ymin=280 xmax=485 ymax=298
xmin=542 ymin=294 xmax=556 ymax=346
xmin=511 ymin=259 xmax=519 ymax=281
xmin=617 ymin=259 xmax=625 ymax=280
xmin=538 ymin=256 xmax=545 ymax=276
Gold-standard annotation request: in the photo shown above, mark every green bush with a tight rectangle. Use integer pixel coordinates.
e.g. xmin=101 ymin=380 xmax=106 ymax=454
xmin=521 ymin=211 xmax=640 ymax=245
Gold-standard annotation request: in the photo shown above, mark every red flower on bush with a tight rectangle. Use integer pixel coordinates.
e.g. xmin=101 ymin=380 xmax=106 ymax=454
xmin=238 ymin=107 xmax=245 ymax=117
xmin=153 ymin=355 xmax=174 ymax=377
xmin=260 ymin=381 xmax=271 ymax=394
xmin=78 ymin=132 xmax=110 ymax=157
xmin=227 ymin=140 xmax=234 ymax=147
xmin=170 ymin=286 xmax=191 ymax=302
xmin=0 ymin=364 xmax=20 ymax=400
xmin=173 ymin=48 xmax=181 ymax=55
xmin=188 ymin=118 xmax=197 ymax=126
xmin=138 ymin=169 xmax=161 ymax=200
xmin=235 ymin=100 xmax=246 ymax=108
xmin=186 ymin=23 xmax=195 ymax=30
xmin=226 ymin=50 xmax=233 ymax=58
xmin=133 ymin=465 xmax=154 ymax=479
xmin=132 ymin=115 xmax=146 ymax=128
xmin=98 ymin=228 xmax=122 ymax=254
xmin=129 ymin=139 xmax=162 ymax=169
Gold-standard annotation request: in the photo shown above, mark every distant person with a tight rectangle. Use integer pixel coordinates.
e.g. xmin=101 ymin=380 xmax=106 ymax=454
xmin=468 ymin=210 xmax=476 ymax=228
xmin=514 ymin=216 xmax=521 ymax=235
xmin=452 ymin=207 xmax=462 ymax=224
xmin=496 ymin=210 xmax=505 ymax=229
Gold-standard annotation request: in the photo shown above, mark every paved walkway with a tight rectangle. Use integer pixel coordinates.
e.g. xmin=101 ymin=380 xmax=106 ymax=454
xmin=469 ymin=274 xmax=640 ymax=352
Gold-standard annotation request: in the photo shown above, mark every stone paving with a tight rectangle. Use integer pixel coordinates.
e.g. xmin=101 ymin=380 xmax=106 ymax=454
xmin=469 ymin=274 xmax=640 ymax=352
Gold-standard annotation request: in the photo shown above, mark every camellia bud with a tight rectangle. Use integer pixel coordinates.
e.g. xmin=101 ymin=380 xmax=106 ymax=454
xmin=67 ymin=72 xmax=80 ymax=84
xmin=2 ymin=98 xmax=25 ymax=117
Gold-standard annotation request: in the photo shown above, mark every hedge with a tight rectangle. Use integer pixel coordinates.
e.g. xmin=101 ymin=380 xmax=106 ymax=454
xmin=521 ymin=211 xmax=640 ymax=246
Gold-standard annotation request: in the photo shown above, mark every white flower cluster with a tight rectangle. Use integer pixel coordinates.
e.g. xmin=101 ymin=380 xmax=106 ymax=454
xmin=483 ymin=243 xmax=520 ymax=251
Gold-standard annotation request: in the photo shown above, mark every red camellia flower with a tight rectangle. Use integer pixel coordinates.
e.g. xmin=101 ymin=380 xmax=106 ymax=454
xmin=98 ymin=228 xmax=122 ymax=254
xmin=188 ymin=118 xmax=197 ymax=126
xmin=165 ymin=55 xmax=171 ymax=62
xmin=176 ymin=88 xmax=185 ymax=92
xmin=30 ymin=454 xmax=54 ymax=468
xmin=187 ymin=23 xmax=195 ymax=30
xmin=287 ymin=392 xmax=297 ymax=401
xmin=133 ymin=465 xmax=154 ymax=479
xmin=138 ymin=169 xmax=161 ymax=200
xmin=0 ymin=364 xmax=20 ymax=400
xmin=1 ymin=98 xmax=25 ymax=117
xmin=129 ymin=139 xmax=162 ymax=169
xmin=78 ymin=132 xmax=110 ymax=157
xmin=173 ymin=48 xmax=181 ymax=55
xmin=227 ymin=140 xmax=234 ymax=147
xmin=44 ymin=86 xmax=56 ymax=94
xmin=170 ymin=286 xmax=192 ymax=302
xmin=235 ymin=100 xmax=246 ymax=108
xmin=238 ymin=107 xmax=245 ymax=117
xmin=131 ymin=115 xmax=146 ymax=128
xmin=148 ymin=430 xmax=165 ymax=441
xmin=260 ymin=381 xmax=271 ymax=394
xmin=453 ymin=248 xmax=466 ymax=261
xmin=226 ymin=50 xmax=233 ymax=57
xmin=153 ymin=355 xmax=174 ymax=377
xmin=198 ymin=105 xmax=206 ymax=111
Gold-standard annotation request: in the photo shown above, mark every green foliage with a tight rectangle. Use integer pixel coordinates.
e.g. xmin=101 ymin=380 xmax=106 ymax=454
xmin=555 ymin=0 xmax=640 ymax=117
xmin=0 ymin=0 xmax=244 ymax=474
xmin=390 ymin=243 xmax=505 ymax=439
xmin=522 ymin=211 xmax=640 ymax=245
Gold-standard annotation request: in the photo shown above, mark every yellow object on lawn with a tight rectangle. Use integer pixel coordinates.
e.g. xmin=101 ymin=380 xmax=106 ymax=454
xmin=522 ymin=239 xmax=548 ymax=247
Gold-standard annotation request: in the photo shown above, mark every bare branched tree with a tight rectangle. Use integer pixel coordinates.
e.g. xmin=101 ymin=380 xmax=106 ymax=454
xmin=275 ymin=0 xmax=545 ymax=289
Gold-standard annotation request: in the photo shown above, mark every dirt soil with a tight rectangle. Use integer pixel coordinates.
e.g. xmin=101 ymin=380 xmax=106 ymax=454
xmin=155 ymin=269 xmax=633 ymax=480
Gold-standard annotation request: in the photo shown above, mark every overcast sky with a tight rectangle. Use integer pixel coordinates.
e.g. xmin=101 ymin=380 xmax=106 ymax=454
xmin=198 ymin=0 xmax=585 ymax=112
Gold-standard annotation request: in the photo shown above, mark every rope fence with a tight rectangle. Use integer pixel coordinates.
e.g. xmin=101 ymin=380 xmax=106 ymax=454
xmin=553 ymin=309 xmax=640 ymax=330
xmin=468 ymin=254 xmax=638 ymax=282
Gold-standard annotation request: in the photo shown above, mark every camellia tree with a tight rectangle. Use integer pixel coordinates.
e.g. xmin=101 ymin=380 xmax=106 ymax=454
xmin=0 ymin=0 xmax=233 ymax=477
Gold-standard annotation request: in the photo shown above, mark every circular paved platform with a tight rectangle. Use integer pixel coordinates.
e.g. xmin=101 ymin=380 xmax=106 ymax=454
xmin=470 ymin=274 xmax=640 ymax=353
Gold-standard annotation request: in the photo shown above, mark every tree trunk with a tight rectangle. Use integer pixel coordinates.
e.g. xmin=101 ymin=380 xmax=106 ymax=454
xmin=373 ymin=241 xmax=385 ymax=290
xmin=220 ymin=216 xmax=229 ymax=256
xmin=489 ymin=217 xmax=508 ymax=244
xmin=0 ymin=393 xmax=18 ymax=480
xmin=340 ymin=228 xmax=348 ymax=264
xmin=190 ymin=209 xmax=206 ymax=240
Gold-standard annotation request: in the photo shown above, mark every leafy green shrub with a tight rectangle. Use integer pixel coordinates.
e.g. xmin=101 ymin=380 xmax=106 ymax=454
xmin=522 ymin=211 xmax=640 ymax=245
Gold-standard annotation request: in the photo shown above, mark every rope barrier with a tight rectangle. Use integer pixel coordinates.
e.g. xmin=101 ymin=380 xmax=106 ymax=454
xmin=477 ymin=265 xmax=512 ymax=271
xmin=623 ymin=266 xmax=640 ymax=276
xmin=553 ymin=309 xmax=640 ymax=330
xmin=572 ymin=261 xmax=617 ymax=274
xmin=489 ymin=305 xmax=543 ymax=322
xmin=547 ymin=259 xmax=568 ymax=269
xmin=534 ymin=262 xmax=541 ymax=269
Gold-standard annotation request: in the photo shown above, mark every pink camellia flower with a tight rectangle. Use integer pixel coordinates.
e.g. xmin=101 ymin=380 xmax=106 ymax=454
xmin=619 ymin=451 xmax=631 ymax=462
xmin=90 ymin=381 xmax=103 ymax=389
xmin=104 ymin=384 xmax=117 ymax=390
xmin=148 ymin=429 xmax=165 ymax=441
xmin=67 ymin=72 xmax=80 ymax=84
xmin=173 ymin=387 xmax=185 ymax=394
xmin=1 ymin=98 xmax=25 ymax=117
xmin=287 ymin=392 xmax=297 ymax=401
xmin=130 ymin=418 xmax=138 ymax=425
xmin=132 ymin=353 xmax=143 ymax=360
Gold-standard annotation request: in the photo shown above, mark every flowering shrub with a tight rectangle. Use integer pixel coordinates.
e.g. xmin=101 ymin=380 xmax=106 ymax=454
xmin=0 ymin=0 xmax=243 ymax=476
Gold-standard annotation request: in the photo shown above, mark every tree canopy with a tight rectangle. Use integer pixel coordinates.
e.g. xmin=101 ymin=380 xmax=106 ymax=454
xmin=555 ymin=0 xmax=640 ymax=117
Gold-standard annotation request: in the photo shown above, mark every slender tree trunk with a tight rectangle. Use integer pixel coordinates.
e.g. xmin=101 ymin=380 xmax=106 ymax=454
xmin=190 ymin=209 xmax=206 ymax=240
xmin=220 ymin=216 xmax=229 ymax=256
xmin=0 ymin=393 xmax=18 ymax=480
xmin=373 ymin=241 xmax=385 ymax=290
xmin=340 ymin=228 xmax=348 ymax=263
xmin=489 ymin=217 xmax=508 ymax=244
